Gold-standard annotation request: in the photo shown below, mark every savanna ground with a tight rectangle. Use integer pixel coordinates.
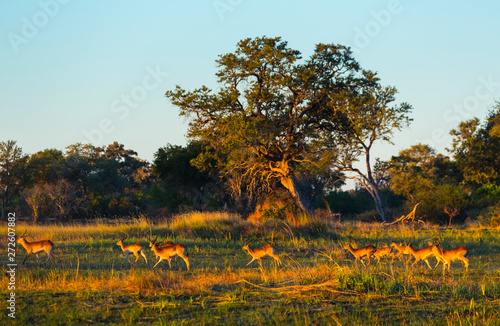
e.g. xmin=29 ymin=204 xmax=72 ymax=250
xmin=1 ymin=212 xmax=500 ymax=325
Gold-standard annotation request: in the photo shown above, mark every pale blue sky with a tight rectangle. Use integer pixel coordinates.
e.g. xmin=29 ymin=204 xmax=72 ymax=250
xmin=1 ymin=1 xmax=499 ymax=164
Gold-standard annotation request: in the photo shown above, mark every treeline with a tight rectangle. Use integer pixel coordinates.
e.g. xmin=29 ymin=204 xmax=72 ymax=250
xmin=1 ymin=103 xmax=499 ymax=225
xmin=2 ymin=37 xmax=499 ymax=225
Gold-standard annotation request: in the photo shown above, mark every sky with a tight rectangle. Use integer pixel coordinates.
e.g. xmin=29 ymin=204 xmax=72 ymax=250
xmin=1 ymin=1 xmax=499 ymax=167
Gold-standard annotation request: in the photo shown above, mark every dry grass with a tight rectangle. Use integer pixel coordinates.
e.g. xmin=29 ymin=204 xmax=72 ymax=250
xmin=2 ymin=213 xmax=500 ymax=324
xmin=169 ymin=211 xmax=243 ymax=230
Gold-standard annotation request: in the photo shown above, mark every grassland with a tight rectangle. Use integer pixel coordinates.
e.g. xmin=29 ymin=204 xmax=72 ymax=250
xmin=1 ymin=212 xmax=500 ymax=325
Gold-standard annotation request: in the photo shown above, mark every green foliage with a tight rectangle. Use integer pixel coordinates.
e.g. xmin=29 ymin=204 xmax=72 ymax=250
xmin=450 ymin=103 xmax=500 ymax=188
xmin=4 ymin=141 xmax=152 ymax=220
xmin=477 ymin=203 xmax=500 ymax=227
xmin=473 ymin=182 xmax=500 ymax=199
xmin=165 ymin=36 xmax=410 ymax=216
xmin=387 ymin=144 xmax=469 ymax=222
xmin=0 ymin=140 xmax=28 ymax=217
xmin=324 ymin=190 xmax=375 ymax=216
xmin=151 ymin=141 xmax=224 ymax=213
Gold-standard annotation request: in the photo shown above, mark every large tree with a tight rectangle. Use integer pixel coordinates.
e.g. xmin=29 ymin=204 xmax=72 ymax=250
xmin=332 ymin=83 xmax=412 ymax=221
xmin=166 ymin=37 xmax=410 ymax=217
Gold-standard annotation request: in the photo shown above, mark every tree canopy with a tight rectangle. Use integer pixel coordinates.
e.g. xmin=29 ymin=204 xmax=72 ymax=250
xmin=449 ymin=103 xmax=500 ymax=188
xmin=166 ymin=36 xmax=411 ymax=219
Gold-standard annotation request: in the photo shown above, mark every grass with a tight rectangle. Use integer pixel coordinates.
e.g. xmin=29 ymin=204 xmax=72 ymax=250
xmin=1 ymin=213 xmax=500 ymax=325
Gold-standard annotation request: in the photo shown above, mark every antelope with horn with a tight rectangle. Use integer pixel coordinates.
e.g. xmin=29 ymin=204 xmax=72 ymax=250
xmin=148 ymin=235 xmax=189 ymax=271
xmin=17 ymin=230 xmax=55 ymax=266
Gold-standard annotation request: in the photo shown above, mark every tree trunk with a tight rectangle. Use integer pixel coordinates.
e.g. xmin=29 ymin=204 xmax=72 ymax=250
xmin=370 ymin=188 xmax=389 ymax=222
xmin=280 ymin=174 xmax=314 ymax=216
xmin=363 ymin=149 xmax=389 ymax=222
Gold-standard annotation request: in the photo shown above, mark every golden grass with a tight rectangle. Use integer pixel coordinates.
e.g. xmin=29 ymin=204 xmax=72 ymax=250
xmin=170 ymin=212 xmax=243 ymax=229
xmin=169 ymin=211 xmax=244 ymax=230
xmin=3 ymin=215 xmax=500 ymax=324
xmin=0 ymin=217 xmax=150 ymax=243
xmin=4 ymin=261 xmax=350 ymax=299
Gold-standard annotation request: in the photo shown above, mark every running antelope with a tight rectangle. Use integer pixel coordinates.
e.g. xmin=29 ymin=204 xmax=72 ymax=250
xmin=343 ymin=243 xmax=376 ymax=265
xmin=432 ymin=245 xmax=469 ymax=271
xmin=17 ymin=230 xmax=55 ymax=266
xmin=242 ymin=244 xmax=282 ymax=268
xmin=373 ymin=247 xmax=395 ymax=264
xmin=404 ymin=243 xmax=437 ymax=269
xmin=151 ymin=240 xmax=175 ymax=262
xmin=390 ymin=242 xmax=412 ymax=263
xmin=116 ymin=234 xmax=148 ymax=266
xmin=148 ymin=236 xmax=189 ymax=271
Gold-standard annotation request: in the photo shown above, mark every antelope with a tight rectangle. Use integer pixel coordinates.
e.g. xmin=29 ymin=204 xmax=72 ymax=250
xmin=17 ymin=230 xmax=55 ymax=266
xmin=151 ymin=240 xmax=175 ymax=261
xmin=343 ymin=243 xmax=376 ymax=265
xmin=390 ymin=242 xmax=412 ymax=263
xmin=148 ymin=236 xmax=189 ymax=271
xmin=242 ymin=243 xmax=282 ymax=268
xmin=116 ymin=234 xmax=148 ymax=266
xmin=404 ymin=243 xmax=437 ymax=269
xmin=432 ymin=245 xmax=469 ymax=271
xmin=373 ymin=247 xmax=395 ymax=264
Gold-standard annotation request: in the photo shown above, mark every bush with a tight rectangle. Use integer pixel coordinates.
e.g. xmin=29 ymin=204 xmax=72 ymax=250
xmin=477 ymin=203 xmax=500 ymax=227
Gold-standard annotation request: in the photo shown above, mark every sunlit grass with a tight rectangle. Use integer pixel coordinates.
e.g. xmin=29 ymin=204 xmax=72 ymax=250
xmin=170 ymin=211 xmax=244 ymax=230
xmin=1 ymin=213 xmax=500 ymax=325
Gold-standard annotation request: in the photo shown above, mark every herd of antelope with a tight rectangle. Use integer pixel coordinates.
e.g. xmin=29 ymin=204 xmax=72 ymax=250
xmin=15 ymin=231 xmax=469 ymax=273
xmin=343 ymin=242 xmax=469 ymax=272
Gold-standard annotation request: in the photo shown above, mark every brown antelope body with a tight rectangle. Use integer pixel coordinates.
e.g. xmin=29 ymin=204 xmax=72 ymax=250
xmin=116 ymin=237 xmax=148 ymax=266
xmin=373 ymin=247 xmax=395 ymax=264
xmin=432 ymin=245 xmax=469 ymax=271
xmin=148 ymin=237 xmax=189 ymax=270
xmin=242 ymin=244 xmax=282 ymax=268
xmin=390 ymin=242 xmax=412 ymax=263
xmin=17 ymin=231 xmax=55 ymax=265
xmin=404 ymin=244 xmax=436 ymax=269
xmin=343 ymin=243 xmax=376 ymax=265
xmin=152 ymin=241 xmax=175 ymax=261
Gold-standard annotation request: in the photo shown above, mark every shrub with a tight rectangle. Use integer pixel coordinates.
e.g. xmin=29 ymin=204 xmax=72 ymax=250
xmin=477 ymin=203 xmax=500 ymax=227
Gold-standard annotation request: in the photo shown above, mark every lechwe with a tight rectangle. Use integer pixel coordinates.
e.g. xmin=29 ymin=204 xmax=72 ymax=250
xmin=404 ymin=243 xmax=437 ymax=269
xmin=242 ymin=243 xmax=282 ymax=268
xmin=432 ymin=245 xmax=469 ymax=272
xmin=343 ymin=243 xmax=376 ymax=265
xmin=373 ymin=246 xmax=395 ymax=264
xmin=151 ymin=239 xmax=175 ymax=262
xmin=390 ymin=242 xmax=413 ymax=263
xmin=17 ymin=230 xmax=55 ymax=266
xmin=116 ymin=234 xmax=148 ymax=267
xmin=148 ymin=236 xmax=189 ymax=271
